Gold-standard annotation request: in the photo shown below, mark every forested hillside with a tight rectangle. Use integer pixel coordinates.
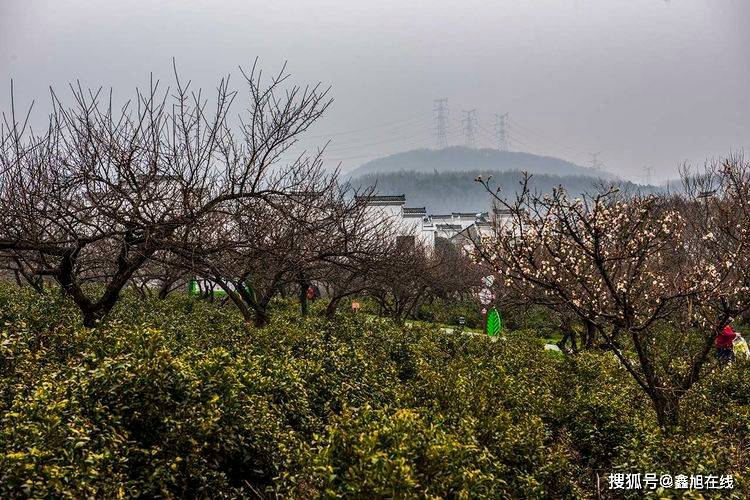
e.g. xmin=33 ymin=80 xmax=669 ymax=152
xmin=350 ymin=169 xmax=659 ymax=213
xmin=348 ymin=146 xmax=614 ymax=179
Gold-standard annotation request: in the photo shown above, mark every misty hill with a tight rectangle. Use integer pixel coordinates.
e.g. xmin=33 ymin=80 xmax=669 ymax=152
xmin=350 ymin=169 xmax=659 ymax=214
xmin=348 ymin=146 xmax=614 ymax=180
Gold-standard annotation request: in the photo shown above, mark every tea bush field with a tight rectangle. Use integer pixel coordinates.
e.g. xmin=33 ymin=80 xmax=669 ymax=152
xmin=0 ymin=287 xmax=748 ymax=498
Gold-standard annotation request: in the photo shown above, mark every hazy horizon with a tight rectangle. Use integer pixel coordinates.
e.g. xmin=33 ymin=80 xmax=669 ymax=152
xmin=1 ymin=0 xmax=748 ymax=183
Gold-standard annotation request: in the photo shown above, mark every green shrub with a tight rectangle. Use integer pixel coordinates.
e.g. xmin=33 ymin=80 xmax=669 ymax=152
xmin=0 ymin=285 xmax=747 ymax=497
xmin=416 ymin=298 xmax=484 ymax=329
xmin=290 ymin=405 xmax=505 ymax=498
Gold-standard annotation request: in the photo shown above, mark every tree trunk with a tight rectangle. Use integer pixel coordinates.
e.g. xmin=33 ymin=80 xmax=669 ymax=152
xmin=253 ymin=308 xmax=270 ymax=328
xmin=557 ymin=324 xmax=577 ymax=352
xmin=12 ymin=258 xmax=45 ymax=293
xmin=584 ymin=319 xmax=597 ymax=348
xmin=158 ymin=279 xmax=175 ymax=300
xmin=82 ymin=309 xmax=99 ymax=328
xmin=223 ymin=278 xmax=272 ymax=329
xmin=80 ymin=295 xmax=120 ymax=328
xmin=651 ymin=391 xmax=680 ymax=429
xmin=57 ymin=243 xmax=152 ymax=327
xmin=326 ymin=297 xmax=341 ymax=320
xmin=298 ymin=273 xmax=310 ymax=317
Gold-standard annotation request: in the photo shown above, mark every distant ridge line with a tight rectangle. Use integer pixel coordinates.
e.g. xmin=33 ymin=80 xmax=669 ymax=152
xmin=348 ymin=145 xmax=615 ymax=180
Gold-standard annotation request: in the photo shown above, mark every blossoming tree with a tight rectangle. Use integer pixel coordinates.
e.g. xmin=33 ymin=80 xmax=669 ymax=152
xmin=476 ymin=169 xmax=749 ymax=428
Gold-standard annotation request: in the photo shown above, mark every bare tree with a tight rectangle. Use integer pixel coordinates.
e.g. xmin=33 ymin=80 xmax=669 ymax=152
xmin=128 ymin=253 xmax=191 ymax=299
xmin=0 ymin=62 xmax=331 ymax=326
xmin=314 ymin=195 xmax=400 ymax=320
xmin=168 ymin=177 xmax=390 ymax=327
xmin=367 ymin=241 xmax=435 ymax=324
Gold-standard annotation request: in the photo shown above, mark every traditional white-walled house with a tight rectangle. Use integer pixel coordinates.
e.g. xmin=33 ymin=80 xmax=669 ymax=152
xmin=448 ymin=209 xmax=513 ymax=254
xmin=401 ymin=206 xmax=436 ymax=248
xmin=450 ymin=220 xmax=493 ymax=254
xmin=355 ymin=194 xmax=506 ymax=253
xmin=355 ymin=194 xmax=406 ymax=219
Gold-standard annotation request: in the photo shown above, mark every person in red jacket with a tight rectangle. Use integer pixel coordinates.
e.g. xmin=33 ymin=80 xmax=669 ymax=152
xmin=716 ymin=325 xmax=738 ymax=364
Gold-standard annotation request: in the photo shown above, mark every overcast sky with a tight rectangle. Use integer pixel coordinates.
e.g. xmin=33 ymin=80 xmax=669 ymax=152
xmin=1 ymin=0 xmax=748 ymax=182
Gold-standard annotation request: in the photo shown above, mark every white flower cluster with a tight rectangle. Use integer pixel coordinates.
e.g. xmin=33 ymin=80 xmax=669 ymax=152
xmin=480 ymin=186 xmax=750 ymax=334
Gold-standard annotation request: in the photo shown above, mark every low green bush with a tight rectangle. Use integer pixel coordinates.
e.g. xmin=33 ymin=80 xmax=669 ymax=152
xmin=0 ymin=285 xmax=747 ymax=498
xmin=290 ymin=405 xmax=505 ymax=498
xmin=416 ymin=298 xmax=484 ymax=329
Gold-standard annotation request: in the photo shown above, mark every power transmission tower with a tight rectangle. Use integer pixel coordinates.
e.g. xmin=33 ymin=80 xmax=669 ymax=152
xmin=433 ymin=98 xmax=449 ymax=148
xmin=589 ymin=152 xmax=604 ymax=172
xmin=643 ymin=165 xmax=654 ymax=185
xmin=462 ymin=109 xmax=477 ymax=148
xmin=494 ymin=112 xmax=509 ymax=151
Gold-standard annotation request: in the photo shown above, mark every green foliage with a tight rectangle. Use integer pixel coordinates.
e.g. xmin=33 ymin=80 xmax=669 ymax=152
xmin=416 ymin=298 xmax=483 ymax=328
xmin=294 ymin=405 xmax=506 ymax=498
xmin=0 ymin=285 xmax=748 ymax=497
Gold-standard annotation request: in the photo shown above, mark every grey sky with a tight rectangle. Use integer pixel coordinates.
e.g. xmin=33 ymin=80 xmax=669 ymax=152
xmin=1 ymin=0 xmax=748 ymax=182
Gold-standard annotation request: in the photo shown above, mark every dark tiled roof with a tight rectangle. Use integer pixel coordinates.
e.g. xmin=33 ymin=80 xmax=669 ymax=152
xmin=355 ymin=194 xmax=406 ymax=205
xmin=356 ymin=194 xmax=405 ymax=201
xmin=452 ymin=212 xmax=488 ymax=218
xmin=436 ymin=224 xmax=462 ymax=231
xmin=493 ymin=207 xmax=513 ymax=215
xmin=402 ymin=207 xmax=427 ymax=215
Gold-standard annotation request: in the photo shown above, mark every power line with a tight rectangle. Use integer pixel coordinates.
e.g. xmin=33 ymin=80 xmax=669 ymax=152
xmin=494 ymin=112 xmax=509 ymax=152
xmin=321 ymin=138 xmax=434 ymax=162
xmin=310 ymin=133 xmax=434 ymax=162
xmin=317 ymin=127 xmax=433 ymax=153
xmin=433 ymin=98 xmax=449 ymax=149
xmin=506 ymin=133 xmax=534 ymax=151
xmin=462 ymin=109 xmax=477 ymax=148
xmin=505 ymin=118 xmax=592 ymax=166
xmin=475 ymin=123 xmax=531 ymax=152
xmin=478 ymin=118 xmax=590 ymax=167
xmin=511 ymin=120 xmax=586 ymax=156
xmin=290 ymin=108 xmax=609 ymax=172
xmin=643 ymin=165 xmax=654 ymax=185
xmin=284 ymin=125 xmax=433 ymax=157
xmin=303 ymin=111 xmax=432 ymax=139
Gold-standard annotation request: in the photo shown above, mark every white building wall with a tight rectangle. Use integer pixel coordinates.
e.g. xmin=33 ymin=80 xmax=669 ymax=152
xmin=359 ymin=196 xmax=496 ymax=253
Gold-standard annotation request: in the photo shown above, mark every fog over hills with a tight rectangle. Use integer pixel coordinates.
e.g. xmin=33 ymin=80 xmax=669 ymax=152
xmin=348 ymin=146 xmax=615 ymax=180
xmin=350 ymin=169 xmax=661 ymax=214
xmin=346 ymin=147 xmax=659 ymax=213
